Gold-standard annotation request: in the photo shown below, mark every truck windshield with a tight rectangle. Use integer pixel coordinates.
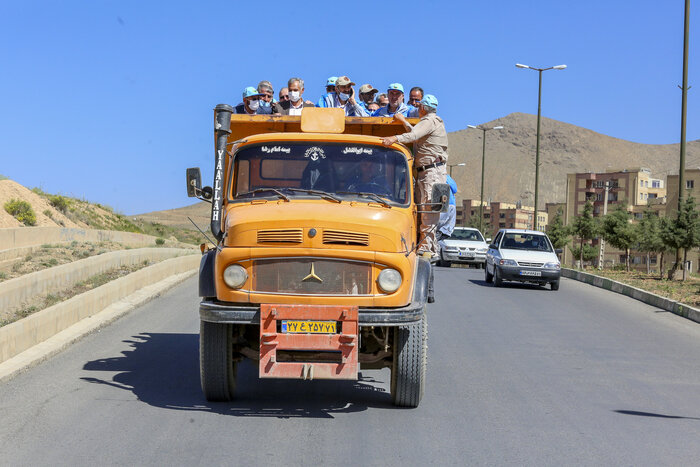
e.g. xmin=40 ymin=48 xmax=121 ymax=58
xmin=232 ymin=142 xmax=410 ymax=205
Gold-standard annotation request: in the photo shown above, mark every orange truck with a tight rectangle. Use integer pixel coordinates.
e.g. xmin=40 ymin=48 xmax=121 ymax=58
xmin=186 ymin=106 xmax=448 ymax=407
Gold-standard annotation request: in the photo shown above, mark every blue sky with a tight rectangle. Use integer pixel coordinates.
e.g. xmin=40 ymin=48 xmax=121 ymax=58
xmin=1 ymin=0 xmax=697 ymax=214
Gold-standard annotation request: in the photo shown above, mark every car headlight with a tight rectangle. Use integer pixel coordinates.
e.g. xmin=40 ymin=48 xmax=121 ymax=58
xmin=444 ymin=246 xmax=458 ymax=252
xmin=543 ymin=262 xmax=561 ymax=270
xmin=499 ymin=259 xmax=518 ymax=266
xmin=377 ymin=268 xmax=402 ymax=293
xmin=223 ymin=264 xmax=248 ymax=289
xmin=477 ymin=247 xmax=488 ymax=253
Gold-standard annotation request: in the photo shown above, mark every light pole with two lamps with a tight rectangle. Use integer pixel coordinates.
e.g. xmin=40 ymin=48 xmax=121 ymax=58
xmin=467 ymin=124 xmax=503 ymax=234
xmin=515 ymin=63 xmax=566 ymax=230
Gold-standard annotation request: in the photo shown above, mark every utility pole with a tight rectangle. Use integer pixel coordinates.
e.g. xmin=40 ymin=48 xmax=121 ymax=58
xmin=598 ymin=181 xmax=610 ymax=269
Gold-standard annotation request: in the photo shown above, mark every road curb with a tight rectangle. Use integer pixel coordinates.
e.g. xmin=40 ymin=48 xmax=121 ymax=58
xmin=0 ymin=268 xmax=197 ymax=383
xmin=562 ymin=268 xmax=700 ymax=325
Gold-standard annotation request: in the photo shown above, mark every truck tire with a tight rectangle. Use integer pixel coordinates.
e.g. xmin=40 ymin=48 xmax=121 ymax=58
xmin=200 ymin=320 xmax=238 ymax=401
xmin=391 ymin=311 xmax=427 ymax=408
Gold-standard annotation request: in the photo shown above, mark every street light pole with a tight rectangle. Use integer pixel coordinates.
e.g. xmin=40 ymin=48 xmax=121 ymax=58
xmin=516 ymin=63 xmax=567 ymax=231
xmin=468 ymin=124 xmax=503 ymax=233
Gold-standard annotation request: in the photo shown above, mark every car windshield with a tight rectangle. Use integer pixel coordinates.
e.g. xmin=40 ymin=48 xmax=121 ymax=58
xmin=500 ymin=233 xmax=552 ymax=252
xmin=451 ymin=229 xmax=484 ymax=242
xmin=231 ymin=142 xmax=409 ymax=205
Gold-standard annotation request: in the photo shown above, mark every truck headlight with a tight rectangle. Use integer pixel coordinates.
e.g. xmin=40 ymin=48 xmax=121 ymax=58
xmin=543 ymin=262 xmax=560 ymax=270
xmin=377 ymin=268 xmax=401 ymax=293
xmin=223 ymin=264 xmax=248 ymax=289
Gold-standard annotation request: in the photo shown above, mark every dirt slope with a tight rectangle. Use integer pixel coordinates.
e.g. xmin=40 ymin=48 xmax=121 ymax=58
xmin=0 ymin=180 xmax=83 ymax=228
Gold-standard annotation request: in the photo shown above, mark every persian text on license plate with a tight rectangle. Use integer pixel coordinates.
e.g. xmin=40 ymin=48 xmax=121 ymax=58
xmin=520 ymin=270 xmax=542 ymax=277
xmin=460 ymin=252 xmax=475 ymax=257
xmin=281 ymin=320 xmax=337 ymax=334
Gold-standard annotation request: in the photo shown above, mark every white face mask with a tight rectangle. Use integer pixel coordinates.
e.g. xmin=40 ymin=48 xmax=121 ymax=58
xmin=289 ymin=91 xmax=301 ymax=102
xmin=247 ymin=99 xmax=260 ymax=111
xmin=339 ymin=92 xmax=350 ymax=101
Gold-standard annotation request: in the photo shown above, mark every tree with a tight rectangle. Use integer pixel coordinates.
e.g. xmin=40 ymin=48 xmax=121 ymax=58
xmin=601 ymin=204 xmax=637 ymax=272
xmin=636 ymin=208 xmax=665 ymax=276
xmin=546 ymin=208 xmax=572 ymax=252
xmin=569 ymin=244 xmax=598 ymax=264
xmin=669 ymin=196 xmax=700 ymax=281
xmin=570 ymin=201 xmax=598 ymax=269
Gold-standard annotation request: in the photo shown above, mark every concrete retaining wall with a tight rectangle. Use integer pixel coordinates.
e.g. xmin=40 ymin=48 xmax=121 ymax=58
xmin=562 ymin=268 xmax=700 ymax=324
xmin=0 ymin=254 xmax=200 ymax=363
xmin=0 ymin=227 xmax=164 ymax=250
xmin=0 ymin=248 xmax=196 ymax=312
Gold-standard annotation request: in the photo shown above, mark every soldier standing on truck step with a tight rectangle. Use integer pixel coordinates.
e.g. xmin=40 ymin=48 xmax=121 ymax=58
xmin=381 ymin=94 xmax=448 ymax=257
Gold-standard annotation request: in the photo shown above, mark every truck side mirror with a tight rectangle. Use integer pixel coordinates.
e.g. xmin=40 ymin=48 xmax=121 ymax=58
xmin=187 ymin=168 xmax=202 ymax=197
xmin=186 ymin=167 xmax=212 ymax=201
xmin=431 ymin=183 xmax=450 ymax=213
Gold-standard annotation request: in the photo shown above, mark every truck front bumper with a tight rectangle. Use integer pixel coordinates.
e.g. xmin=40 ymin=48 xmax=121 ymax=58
xmin=200 ymin=300 xmax=425 ymax=326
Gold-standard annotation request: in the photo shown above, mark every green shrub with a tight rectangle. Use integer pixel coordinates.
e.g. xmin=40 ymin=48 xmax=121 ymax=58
xmin=43 ymin=209 xmax=53 ymax=219
xmin=155 ymin=237 xmax=165 ymax=246
xmin=5 ymin=199 xmax=36 ymax=226
xmin=48 ymin=195 xmax=70 ymax=213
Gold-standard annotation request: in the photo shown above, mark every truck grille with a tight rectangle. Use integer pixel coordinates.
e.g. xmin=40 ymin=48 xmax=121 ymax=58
xmin=257 ymin=229 xmax=303 ymax=244
xmin=252 ymin=258 xmax=372 ymax=295
xmin=323 ymin=229 xmax=369 ymax=246
xmin=517 ymin=261 xmax=543 ymax=268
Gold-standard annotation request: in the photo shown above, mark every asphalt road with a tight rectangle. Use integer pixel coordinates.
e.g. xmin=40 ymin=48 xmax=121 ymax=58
xmin=3 ymin=268 xmax=700 ymax=466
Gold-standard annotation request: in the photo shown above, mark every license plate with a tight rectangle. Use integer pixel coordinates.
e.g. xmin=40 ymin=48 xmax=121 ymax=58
xmin=281 ymin=320 xmax=337 ymax=334
xmin=460 ymin=252 xmax=475 ymax=258
xmin=520 ymin=270 xmax=542 ymax=277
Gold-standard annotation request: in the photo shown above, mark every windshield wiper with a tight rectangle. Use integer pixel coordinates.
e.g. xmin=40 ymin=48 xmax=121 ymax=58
xmin=238 ymin=188 xmax=290 ymax=201
xmin=336 ymin=191 xmax=391 ymax=208
xmin=283 ymin=188 xmax=341 ymax=203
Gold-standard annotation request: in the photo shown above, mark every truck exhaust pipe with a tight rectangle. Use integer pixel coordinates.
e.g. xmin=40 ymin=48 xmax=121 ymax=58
xmin=212 ymin=104 xmax=233 ymax=241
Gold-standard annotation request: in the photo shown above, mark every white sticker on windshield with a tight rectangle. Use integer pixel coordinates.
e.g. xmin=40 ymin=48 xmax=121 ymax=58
xmin=305 ymin=146 xmax=326 ymax=161
xmin=261 ymin=146 xmax=291 ymax=154
xmin=342 ymin=147 xmax=373 ymax=155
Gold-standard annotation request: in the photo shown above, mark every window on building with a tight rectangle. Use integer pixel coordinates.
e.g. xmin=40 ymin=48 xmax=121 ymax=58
xmin=619 ymin=255 xmax=626 ymax=263
xmin=499 ymin=222 xmax=505 ymax=228
xmin=649 ymin=193 xmax=657 ymax=199
xmin=640 ymin=193 xmax=643 ymax=200
xmin=687 ymin=180 xmax=695 ymax=189
xmin=499 ymin=213 xmax=505 ymax=219
xmin=596 ymin=193 xmax=603 ymax=201
xmin=634 ymin=212 xmax=643 ymax=219
xmin=610 ymin=180 xmax=619 ymax=188
xmin=470 ymin=210 xmax=474 ymax=216
xmin=652 ymin=180 xmax=660 ymax=188
xmin=650 ymin=256 xmax=657 ymax=264
xmin=484 ymin=213 xmax=490 ymax=219
xmin=609 ymin=192 xmax=618 ymax=202
xmin=640 ymin=180 xmax=644 ymax=187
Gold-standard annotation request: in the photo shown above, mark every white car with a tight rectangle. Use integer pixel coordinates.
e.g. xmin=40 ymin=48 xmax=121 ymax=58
xmin=485 ymin=229 xmax=561 ymax=290
xmin=439 ymin=227 xmax=489 ymax=268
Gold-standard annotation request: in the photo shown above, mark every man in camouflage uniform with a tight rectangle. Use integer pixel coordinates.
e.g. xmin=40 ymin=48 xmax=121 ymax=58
xmin=381 ymin=94 xmax=448 ymax=256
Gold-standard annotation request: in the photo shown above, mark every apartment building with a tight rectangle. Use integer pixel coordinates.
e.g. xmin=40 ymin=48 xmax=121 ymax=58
xmin=563 ymin=167 xmax=667 ymax=268
xmin=459 ymin=199 xmax=548 ymax=240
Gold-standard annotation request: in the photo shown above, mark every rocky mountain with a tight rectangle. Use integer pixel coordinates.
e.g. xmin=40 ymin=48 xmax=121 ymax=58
xmin=447 ymin=112 xmax=700 ymax=207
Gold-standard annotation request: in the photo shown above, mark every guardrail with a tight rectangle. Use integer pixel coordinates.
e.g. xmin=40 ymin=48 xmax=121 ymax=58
xmin=0 ymin=227 xmax=167 ymax=250
xmin=0 ymin=254 xmax=200 ymax=364
xmin=0 ymin=248 xmax=197 ymax=313
xmin=562 ymin=268 xmax=700 ymax=325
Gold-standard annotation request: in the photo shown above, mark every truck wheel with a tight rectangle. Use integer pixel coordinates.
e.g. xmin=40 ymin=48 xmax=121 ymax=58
xmin=391 ymin=312 xmax=427 ymax=408
xmin=493 ymin=267 xmax=503 ymax=287
xmin=200 ymin=320 xmax=238 ymax=401
xmin=485 ymin=264 xmax=493 ymax=283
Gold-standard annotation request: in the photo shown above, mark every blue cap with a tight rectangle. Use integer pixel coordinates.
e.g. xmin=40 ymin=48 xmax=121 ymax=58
xmin=420 ymin=94 xmax=438 ymax=109
xmin=326 ymin=76 xmax=338 ymax=86
xmin=388 ymin=83 xmax=404 ymax=93
xmin=242 ymin=86 xmax=263 ymax=99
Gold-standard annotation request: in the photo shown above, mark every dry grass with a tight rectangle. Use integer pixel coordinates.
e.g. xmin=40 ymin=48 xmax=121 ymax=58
xmin=584 ymin=268 xmax=700 ymax=308
xmin=0 ymin=261 xmax=151 ymax=327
